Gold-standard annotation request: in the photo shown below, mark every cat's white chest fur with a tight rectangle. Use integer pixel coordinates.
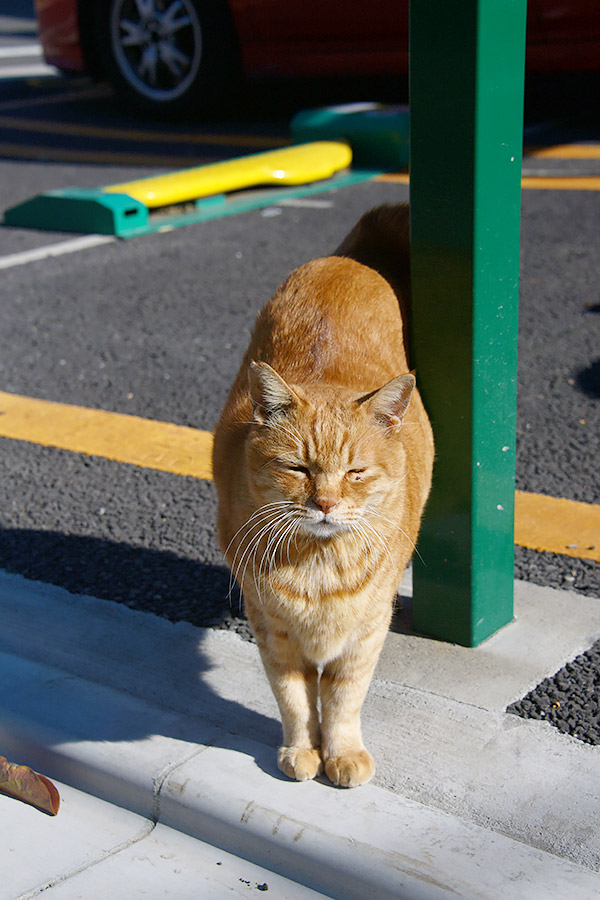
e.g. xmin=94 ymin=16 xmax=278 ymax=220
xmin=264 ymin=547 xmax=391 ymax=666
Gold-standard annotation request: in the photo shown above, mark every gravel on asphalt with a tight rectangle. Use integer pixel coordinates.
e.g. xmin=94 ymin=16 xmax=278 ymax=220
xmin=508 ymin=638 xmax=600 ymax=746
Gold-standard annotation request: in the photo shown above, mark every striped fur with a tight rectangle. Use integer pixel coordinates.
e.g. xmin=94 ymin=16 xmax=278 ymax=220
xmin=212 ymin=204 xmax=434 ymax=787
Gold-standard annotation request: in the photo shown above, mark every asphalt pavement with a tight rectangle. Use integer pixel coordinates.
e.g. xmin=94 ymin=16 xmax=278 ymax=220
xmin=1 ymin=177 xmax=598 ymax=606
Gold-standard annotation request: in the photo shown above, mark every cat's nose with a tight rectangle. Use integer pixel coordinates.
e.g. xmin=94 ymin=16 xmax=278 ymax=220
xmin=315 ymin=496 xmax=338 ymax=515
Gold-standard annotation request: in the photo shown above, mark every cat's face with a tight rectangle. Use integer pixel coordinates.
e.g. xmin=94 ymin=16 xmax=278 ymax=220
xmin=246 ymin=362 xmax=414 ymax=540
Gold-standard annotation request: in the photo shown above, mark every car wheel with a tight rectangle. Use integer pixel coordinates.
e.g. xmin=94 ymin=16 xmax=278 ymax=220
xmin=95 ymin=0 xmax=240 ymax=116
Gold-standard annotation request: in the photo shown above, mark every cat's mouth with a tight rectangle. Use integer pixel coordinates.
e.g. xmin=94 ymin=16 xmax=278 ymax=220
xmin=301 ymin=515 xmax=347 ymax=539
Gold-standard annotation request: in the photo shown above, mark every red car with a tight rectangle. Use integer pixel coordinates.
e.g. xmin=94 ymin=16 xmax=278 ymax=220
xmin=36 ymin=0 xmax=600 ymax=116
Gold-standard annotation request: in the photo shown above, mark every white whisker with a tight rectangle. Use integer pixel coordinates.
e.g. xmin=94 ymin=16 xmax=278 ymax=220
xmin=256 ymin=515 xmax=295 ymax=594
xmin=236 ymin=513 xmax=283 ymax=594
xmin=270 ymin=420 xmax=305 ymax=449
xmin=228 ymin=501 xmax=295 ymax=603
xmin=224 ymin=501 xmax=292 ymax=559
xmin=346 ymin=521 xmax=377 ymax=591
xmin=226 ymin=504 xmax=290 ymax=584
xmin=284 ymin=520 xmax=301 ymax=569
xmin=357 ymin=517 xmax=401 ymax=586
xmin=266 ymin=518 xmax=301 ymax=590
xmin=365 ymin=506 xmax=425 ymax=565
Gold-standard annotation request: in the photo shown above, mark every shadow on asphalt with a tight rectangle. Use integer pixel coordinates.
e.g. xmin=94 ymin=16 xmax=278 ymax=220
xmin=0 ymin=535 xmax=285 ymax=779
xmin=0 ymin=527 xmax=243 ymax=628
xmin=576 ymin=359 xmax=600 ymax=400
xmin=0 ymin=526 xmax=418 ymax=779
xmin=576 ymin=306 xmax=600 ymax=400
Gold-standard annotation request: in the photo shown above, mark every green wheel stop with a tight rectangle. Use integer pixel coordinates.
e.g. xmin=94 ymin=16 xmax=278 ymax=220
xmin=3 ymin=142 xmax=373 ymax=238
xmin=4 ymin=188 xmax=149 ymax=235
xmin=409 ymin=0 xmax=527 ymax=645
xmin=291 ymin=103 xmax=409 ymax=171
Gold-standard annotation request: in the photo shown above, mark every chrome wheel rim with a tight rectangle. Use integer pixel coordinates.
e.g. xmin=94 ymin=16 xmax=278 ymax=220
xmin=111 ymin=0 xmax=202 ymax=102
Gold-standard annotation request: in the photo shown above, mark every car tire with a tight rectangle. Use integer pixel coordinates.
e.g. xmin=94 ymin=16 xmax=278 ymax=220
xmin=94 ymin=0 xmax=241 ymax=117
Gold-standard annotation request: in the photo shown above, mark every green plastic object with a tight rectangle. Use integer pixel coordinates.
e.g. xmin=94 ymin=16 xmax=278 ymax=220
xmin=4 ymin=188 xmax=149 ymax=235
xmin=291 ymin=103 xmax=409 ymax=171
xmin=409 ymin=0 xmax=527 ymax=646
xmin=4 ymin=140 xmax=369 ymax=237
xmin=3 ymin=171 xmax=374 ymax=238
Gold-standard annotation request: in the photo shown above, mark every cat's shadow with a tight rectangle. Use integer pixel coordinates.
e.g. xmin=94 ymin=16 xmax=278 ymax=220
xmin=0 ymin=528 xmax=419 ymax=787
xmin=0 ymin=528 xmax=283 ymax=780
xmin=390 ymin=592 xmax=414 ymax=636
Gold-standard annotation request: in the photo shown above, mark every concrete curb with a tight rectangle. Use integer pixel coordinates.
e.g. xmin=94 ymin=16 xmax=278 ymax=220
xmin=2 ymin=570 xmax=600 ymax=898
xmin=3 ymin=654 xmax=600 ymax=900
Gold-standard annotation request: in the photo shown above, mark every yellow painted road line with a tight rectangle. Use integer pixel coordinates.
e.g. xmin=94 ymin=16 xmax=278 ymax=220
xmin=0 ymin=391 xmax=213 ymax=480
xmin=376 ymin=173 xmax=600 ymax=190
xmin=0 ymin=115 xmax=289 ymax=149
xmin=520 ymin=175 xmax=600 ymax=191
xmin=2 ymin=392 xmax=598 ymax=563
xmin=525 ymin=144 xmax=600 ymax=159
xmin=375 ymin=173 xmax=410 ymax=184
xmin=515 ymin=491 xmax=599 ymax=563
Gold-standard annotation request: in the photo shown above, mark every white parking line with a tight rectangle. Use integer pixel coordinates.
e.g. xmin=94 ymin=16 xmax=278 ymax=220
xmin=0 ymin=45 xmax=43 ymax=58
xmin=0 ymin=235 xmax=116 ymax=271
xmin=0 ymin=63 xmax=57 ymax=79
xmin=278 ymin=198 xmax=334 ymax=208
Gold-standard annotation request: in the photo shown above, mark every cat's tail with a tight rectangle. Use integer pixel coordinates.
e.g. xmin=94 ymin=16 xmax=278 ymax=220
xmin=334 ymin=203 xmax=411 ymax=351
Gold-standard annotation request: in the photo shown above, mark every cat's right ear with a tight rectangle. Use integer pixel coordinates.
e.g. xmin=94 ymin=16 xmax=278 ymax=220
xmin=248 ymin=361 xmax=298 ymax=424
xmin=359 ymin=373 xmax=415 ymax=432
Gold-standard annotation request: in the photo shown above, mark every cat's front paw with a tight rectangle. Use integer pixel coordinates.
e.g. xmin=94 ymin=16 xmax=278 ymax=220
xmin=324 ymin=750 xmax=375 ymax=788
xmin=278 ymin=746 xmax=323 ymax=782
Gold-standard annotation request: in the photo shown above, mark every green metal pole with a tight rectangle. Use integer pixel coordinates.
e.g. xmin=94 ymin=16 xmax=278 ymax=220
xmin=409 ymin=0 xmax=527 ymax=646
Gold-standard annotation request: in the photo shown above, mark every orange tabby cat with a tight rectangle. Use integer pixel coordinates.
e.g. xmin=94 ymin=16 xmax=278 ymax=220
xmin=212 ymin=204 xmax=434 ymax=787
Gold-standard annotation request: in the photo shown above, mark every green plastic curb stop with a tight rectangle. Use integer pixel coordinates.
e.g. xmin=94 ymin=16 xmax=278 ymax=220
xmin=4 ymin=187 xmax=149 ymax=236
xmin=3 ymin=171 xmax=378 ymax=238
xmin=291 ymin=103 xmax=409 ymax=171
xmin=3 ymin=109 xmax=413 ymax=238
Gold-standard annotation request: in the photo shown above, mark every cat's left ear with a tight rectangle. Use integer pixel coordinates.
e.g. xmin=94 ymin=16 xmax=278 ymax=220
xmin=361 ymin=373 xmax=415 ymax=431
xmin=249 ymin=361 xmax=299 ymax=424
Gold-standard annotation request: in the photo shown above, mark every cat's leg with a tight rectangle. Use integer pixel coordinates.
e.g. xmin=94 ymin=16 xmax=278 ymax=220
xmin=319 ymin=626 xmax=387 ymax=788
xmin=272 ymin=656 xmax=322 ymax=782
xmin=250 ymin=612 xmax=322 ymax=781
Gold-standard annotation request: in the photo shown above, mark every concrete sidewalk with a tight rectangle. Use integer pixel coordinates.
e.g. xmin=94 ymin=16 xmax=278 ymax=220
xmin=1 ymin=568 xmax=599 ymax=899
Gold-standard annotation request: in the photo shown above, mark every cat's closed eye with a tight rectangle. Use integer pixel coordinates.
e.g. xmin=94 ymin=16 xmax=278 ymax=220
xmin=288 ymin=464 xmax=311 ymax=476
xmin=347 ymin=469 xmax=366 ymax=482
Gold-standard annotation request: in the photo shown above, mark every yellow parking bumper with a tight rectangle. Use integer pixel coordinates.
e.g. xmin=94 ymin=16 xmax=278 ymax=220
xmin=103 ymin=141 xmax=352 ymax=209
